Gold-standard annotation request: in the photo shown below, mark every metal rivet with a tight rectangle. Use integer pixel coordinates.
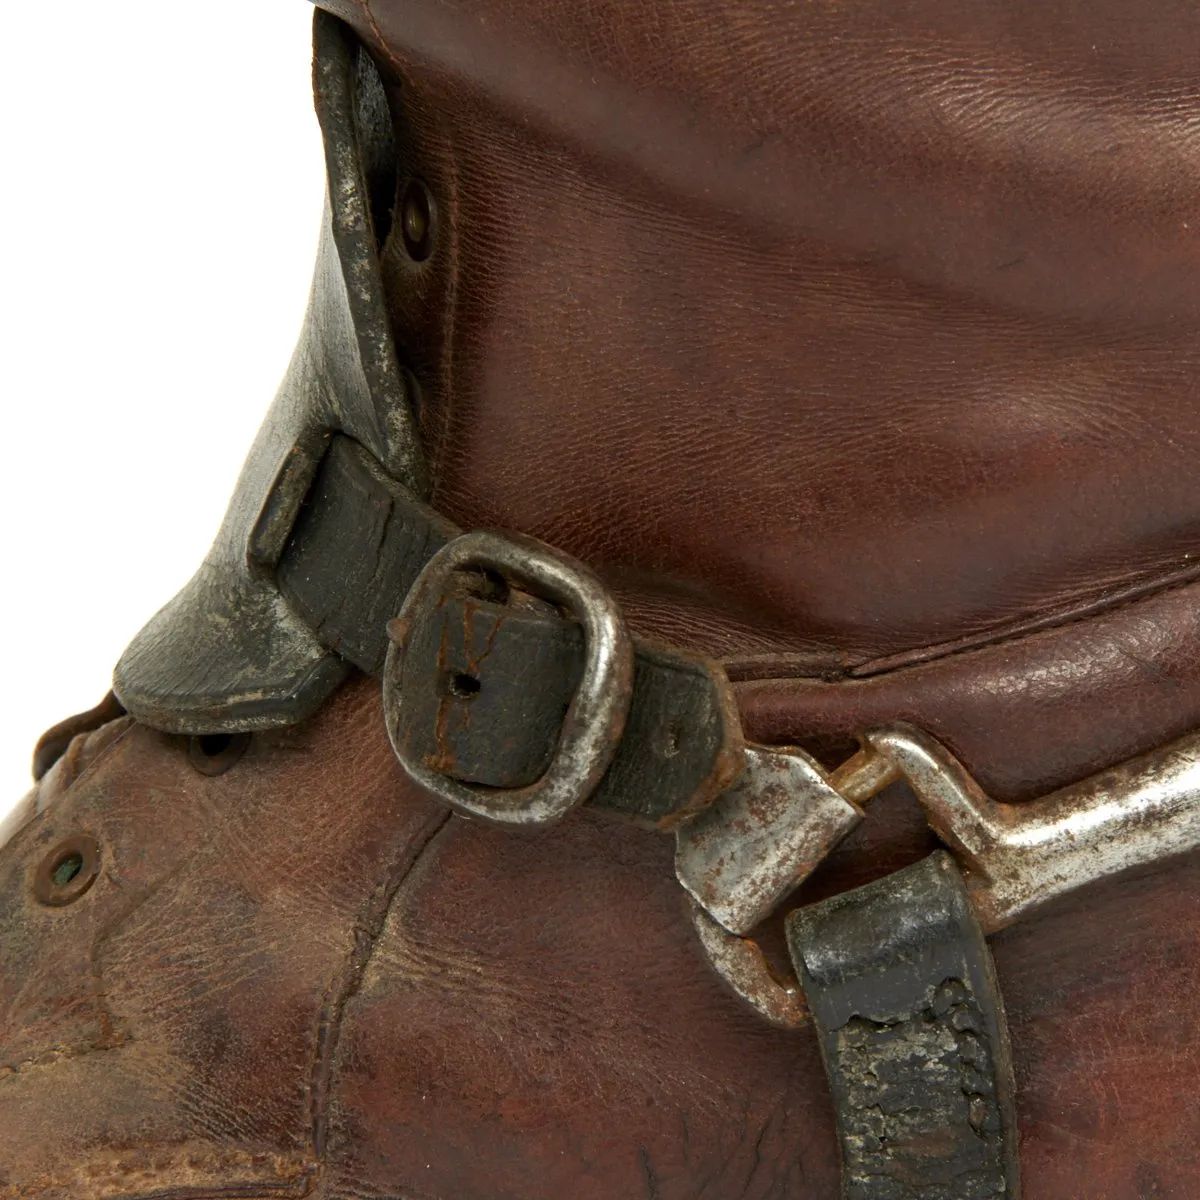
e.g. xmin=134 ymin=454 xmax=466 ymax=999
xmin=34 ymin=835 xmax=101 ymax=907
xmin=400 ymin=179 xmax=435 ymax=262
xmin=188 ymin=732 xmax=252 ymax=777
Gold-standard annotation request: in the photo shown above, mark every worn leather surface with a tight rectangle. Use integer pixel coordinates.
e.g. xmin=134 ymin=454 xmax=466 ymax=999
xmin=280 ymin=434 xmax=744 ymax=827
xmin=790 ymin=854 xmax=1019 ymax=1200
xmin=306 ymin=0 xmax=1200 ymax=804
xmin=112 ymin=17 xmax=415 ymax=735
xmin=739 ymin=577 xmax=1200 ymax=803
xmin=12 ymin=3 xmax=1200 ymax=1195
xmin=2 ymin=682 xmax=1199 ymax=1198
xmin=393 ymin=593 xmax=744 ymax=825
xmin=31 ymin=691 xmax=125 ymax=782
xmin=278 ymin=435 xmax=458 ymax=676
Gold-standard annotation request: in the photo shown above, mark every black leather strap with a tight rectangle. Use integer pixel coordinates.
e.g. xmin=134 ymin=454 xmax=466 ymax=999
xmin=278 ymin=436 xmax=744 ymax=826
xmin=391 ymin=590 xmax=743 ymax=826
xmin=787 ymin=853 xmax=1020 ymax=1200
xmin=278 ymin=436 xmax=457 ymax=675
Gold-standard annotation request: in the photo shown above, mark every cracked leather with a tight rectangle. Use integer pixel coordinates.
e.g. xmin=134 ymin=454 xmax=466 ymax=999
xmin=789 ymin=854 xmax=1019 ymax=1200
xmin=310 ymin=0 xmax=1200 ymax=808
xmin=2 ymin=685 xmax=1200 ymax=1197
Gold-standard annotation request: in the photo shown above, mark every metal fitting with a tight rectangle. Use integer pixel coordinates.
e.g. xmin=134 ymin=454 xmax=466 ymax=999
xmin=383 ymin=530 xmax=635 ymax=827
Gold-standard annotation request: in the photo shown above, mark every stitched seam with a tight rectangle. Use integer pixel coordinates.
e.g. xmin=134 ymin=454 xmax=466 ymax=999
xmin=307 ymin=811 xmax=453 ymax=1167
xmin=354 ymin=0 xmax=400 ymax=72
xmin=733 ymin=567 xmax=1200 ymax=686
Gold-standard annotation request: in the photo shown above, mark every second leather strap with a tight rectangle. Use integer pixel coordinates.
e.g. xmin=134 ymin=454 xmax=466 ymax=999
xmin=787 ymin=852 xmax=1020 ymax=1200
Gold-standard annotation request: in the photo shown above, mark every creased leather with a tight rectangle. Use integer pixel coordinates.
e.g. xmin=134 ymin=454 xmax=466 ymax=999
xmin=740 ymin=575 xmax=1200 ymax=803
xmin=11 ymin=2 xmax=1200 ymax=1195
xmin=2 ymin=679 xmax=1199 ymax=1197
xmin=318 ymin=0 xmax=1200 ymax=802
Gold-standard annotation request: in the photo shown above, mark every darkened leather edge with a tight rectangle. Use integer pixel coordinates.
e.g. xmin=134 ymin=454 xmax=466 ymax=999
xmin=113 ymin=12 xmax=422 ymax=735
xmin=788 ymin=852 xmax=1020 ymax=1200
xmin=32 ymin=693 xmax=127 ymax=782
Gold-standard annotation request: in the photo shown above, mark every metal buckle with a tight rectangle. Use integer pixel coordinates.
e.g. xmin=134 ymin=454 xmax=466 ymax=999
xmin=383 ymin=531 xmax=636 ymax=827
xmin=683 ymin=722 xmax=1200 ymax=1027
xmin=676 ymin=745 xmax=863 ymax=935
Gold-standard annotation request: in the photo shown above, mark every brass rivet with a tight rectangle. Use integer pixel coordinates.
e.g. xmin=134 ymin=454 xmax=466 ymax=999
xmin=34 ymin=835 xmax=101 ymax=907
xmin=401 ymin=179 xmax=435 ymax=262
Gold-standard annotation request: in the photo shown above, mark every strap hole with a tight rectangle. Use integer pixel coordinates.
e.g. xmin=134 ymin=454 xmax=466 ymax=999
xmin=198 ymin=733 xmax=233 ymax=757
xmin=447 ymin=672 xmax=482 ymax=700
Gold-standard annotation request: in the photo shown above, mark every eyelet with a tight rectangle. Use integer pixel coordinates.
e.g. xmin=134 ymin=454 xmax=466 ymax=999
xmin=188 ymin=732 xmax=252 ymax=777
xmin=400 ymin=178 xmax=435 ymax=262
xmin=34 ymin=835 xmax=101 ymax=907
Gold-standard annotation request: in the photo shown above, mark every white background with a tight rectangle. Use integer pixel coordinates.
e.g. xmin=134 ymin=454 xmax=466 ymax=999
xmin=0 ymin=4 xmax=325 ymax=816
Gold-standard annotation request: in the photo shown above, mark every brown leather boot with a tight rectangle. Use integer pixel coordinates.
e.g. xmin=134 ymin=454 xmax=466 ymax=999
xmin=6 ymin=4 xmax=1200 ymax=1197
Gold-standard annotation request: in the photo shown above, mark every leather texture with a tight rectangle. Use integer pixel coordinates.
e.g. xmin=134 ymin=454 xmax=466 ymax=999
xmin=789 ymin=854 xmax=1019 ymax=1200
xmin=31 ymin=692 xmax=125 ymax=782
xmin=279 ymin=434 xmax=744 ymax=827
xmin=393 ymin=592 xmax=744 ymax=825
xmin=314 ymin=0 xmax=1200 ymax=804
xmin=278 ymin=435 xmax=459 ymax=676
xmin=8 ymin=3 xmax=1200 ymax=1196
xmin=2 ymin=685 xmax=1199 ymax=1198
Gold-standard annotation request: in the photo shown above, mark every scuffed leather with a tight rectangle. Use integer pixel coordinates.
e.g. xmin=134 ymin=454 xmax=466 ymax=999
xmin=0 ymin=680 xmax=445 ymax=1199
xmin=11 ymin=3 xmax=1200 ymax=1195
xmin=113 ymin=16 xmax=418 ymax=735
xmin=317 ymin=0 xmax=1200 ymax=800
xmin=3 ymin=677 xmax=1200 ymax=1198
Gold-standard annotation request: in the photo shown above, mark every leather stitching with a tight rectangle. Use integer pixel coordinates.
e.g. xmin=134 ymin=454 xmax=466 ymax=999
xmin=354 ymin=0 xmax=399 ymax=73
xmin=731 ymin=565 xmax=1200 ymax=685
xmin=307 ymin=811 xmax=453 ymax=1169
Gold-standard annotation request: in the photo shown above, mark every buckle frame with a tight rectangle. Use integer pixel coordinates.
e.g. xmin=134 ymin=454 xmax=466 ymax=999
xmin=383 ymin=531 xmax=635 ymax=827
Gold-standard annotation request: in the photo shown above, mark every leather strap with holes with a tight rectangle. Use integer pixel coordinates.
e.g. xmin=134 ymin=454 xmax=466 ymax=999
xmin=277 ymin=435 xmax=744 ymax=827
xmin=787 ymin=853 xmax=1020 ymax=1200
